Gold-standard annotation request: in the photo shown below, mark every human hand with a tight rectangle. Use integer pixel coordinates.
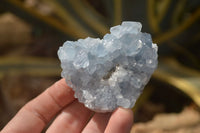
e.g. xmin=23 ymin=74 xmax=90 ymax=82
xmin=1 ymin=78 xmax=133 ymax=133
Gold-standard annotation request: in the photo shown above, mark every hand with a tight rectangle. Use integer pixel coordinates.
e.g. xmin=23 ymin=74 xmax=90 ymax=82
xmin=1 ymin=78 xmax=133 ymax=133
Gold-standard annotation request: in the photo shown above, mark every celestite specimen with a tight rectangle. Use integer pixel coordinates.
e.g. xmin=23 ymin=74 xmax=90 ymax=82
xmin=58 ymin=21 xmax=158 ymax=112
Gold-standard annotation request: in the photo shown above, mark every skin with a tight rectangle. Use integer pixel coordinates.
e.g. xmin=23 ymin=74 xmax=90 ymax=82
xmin=1 ymin=78 xmax=133 ymax=133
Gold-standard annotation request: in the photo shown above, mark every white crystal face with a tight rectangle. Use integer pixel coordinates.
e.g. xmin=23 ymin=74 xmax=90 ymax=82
xmin=58 ymin=21 xmax=158 ymax=112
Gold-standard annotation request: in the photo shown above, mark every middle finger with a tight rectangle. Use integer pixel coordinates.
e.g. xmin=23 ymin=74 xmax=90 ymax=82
xmin=46 ymin=100 xmax=93 ymax=133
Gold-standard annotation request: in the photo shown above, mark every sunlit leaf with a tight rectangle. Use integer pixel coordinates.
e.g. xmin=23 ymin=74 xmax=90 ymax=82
xmin=153 ymin=58 xmax=200 ymax=107
xmin=0 ymin=57 xmax=60 ymax=79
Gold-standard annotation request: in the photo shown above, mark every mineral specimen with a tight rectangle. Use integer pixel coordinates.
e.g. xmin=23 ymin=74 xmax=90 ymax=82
xmin=58 ymin=21 xmax=158 ymax=112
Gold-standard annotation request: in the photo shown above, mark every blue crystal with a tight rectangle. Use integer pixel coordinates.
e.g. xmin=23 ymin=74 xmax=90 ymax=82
xmin=58 ymin=21 xmax=158 ymax=112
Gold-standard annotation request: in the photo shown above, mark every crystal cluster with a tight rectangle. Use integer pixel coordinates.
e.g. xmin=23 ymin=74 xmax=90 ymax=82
xmin=58 ymin=21 xmax=158 ymax=112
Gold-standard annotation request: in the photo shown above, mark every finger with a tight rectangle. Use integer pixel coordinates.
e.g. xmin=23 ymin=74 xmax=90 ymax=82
xmin=1 ymin=78 xmax=75 ymax=133
xmin=105 ymin=108 xmax=133 ymax=133
xmin=46 ymin=100 xmax=93 ymax=133
xmin=82 ymin=112 xmax=111 ymax=133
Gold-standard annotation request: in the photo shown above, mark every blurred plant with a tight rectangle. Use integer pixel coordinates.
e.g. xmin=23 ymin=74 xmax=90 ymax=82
xmin=0 ymin=0 xmax=200 ymax=112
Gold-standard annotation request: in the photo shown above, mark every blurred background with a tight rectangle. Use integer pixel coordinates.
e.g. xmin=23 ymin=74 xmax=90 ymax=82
xmin=0 ymin=0 xmax=200 ymax=132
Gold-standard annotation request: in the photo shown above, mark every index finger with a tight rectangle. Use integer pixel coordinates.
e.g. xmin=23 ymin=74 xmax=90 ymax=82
xmin=1 ymin=78 xmax=75 ymax=133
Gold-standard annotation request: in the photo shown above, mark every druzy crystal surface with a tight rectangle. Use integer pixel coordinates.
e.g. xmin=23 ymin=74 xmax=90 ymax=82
xmin=58 ymin=21 xmax=158 ymax=112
